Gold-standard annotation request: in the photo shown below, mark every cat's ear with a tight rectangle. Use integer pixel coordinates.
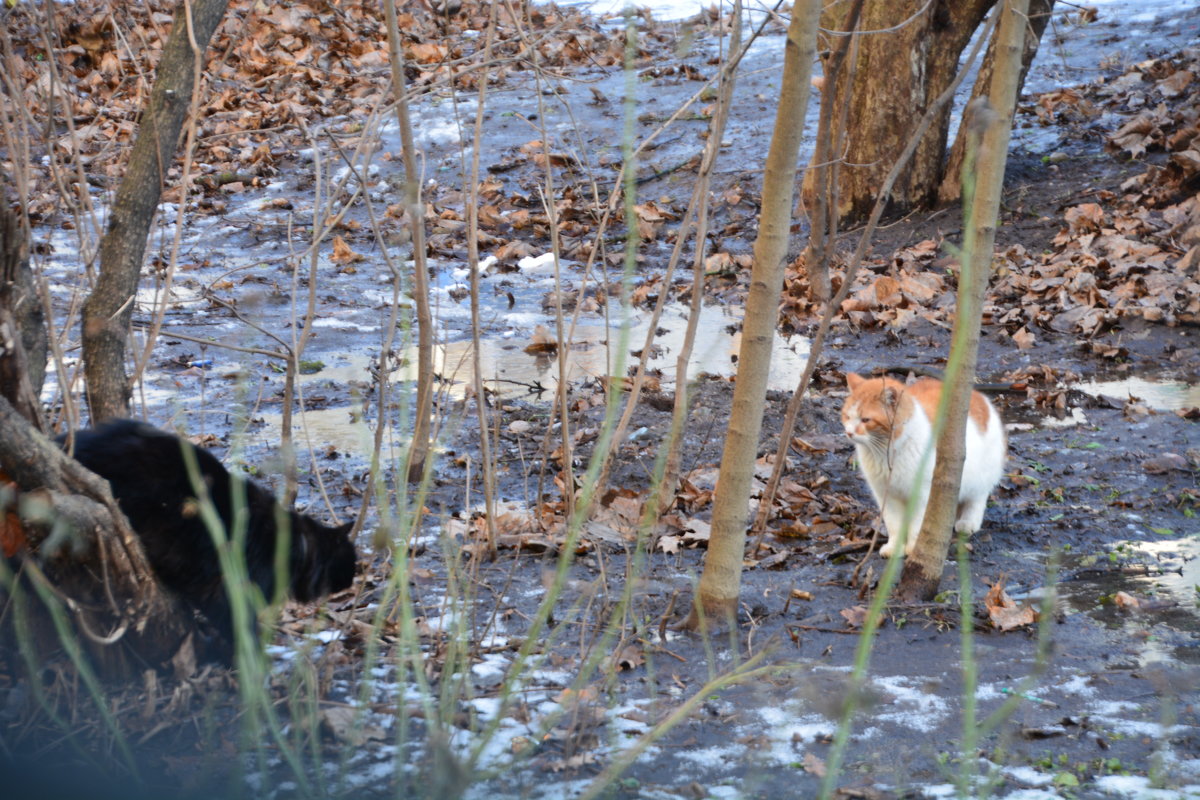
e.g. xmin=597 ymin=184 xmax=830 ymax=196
xmin=904 ymin=371 xmax=918 ymax=385
xmin=846 ymin=373 xmax=864 ymax=390
xmin=882 ymin=385 xmax=900 ymax=408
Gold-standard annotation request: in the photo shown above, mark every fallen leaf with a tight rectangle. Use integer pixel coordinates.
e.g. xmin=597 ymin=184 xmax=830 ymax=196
xmin=321 ymin=706 xmax=388 ymax=745
xmin=330 ymin=235 xmax=364 ymax=265
xmin=1064 ymin=203 xmax=1105 ymax=232
xmin=524 ymin=324 xmax=558 ymax=355
xmin=839 ymin=605 xmax=868 ymax=628
xmin=1142 ymin=453 xmax=1189 ymax=474
xmin=1112 ymin=591 xmax=1141 ymax=610
xmin=606 ymin=644 xmax=645 ymax=672
xmin=984 ymin=577 xmax=1037 ymax=631
xmin=1013 ymin=327 xmax=1036 ymax=350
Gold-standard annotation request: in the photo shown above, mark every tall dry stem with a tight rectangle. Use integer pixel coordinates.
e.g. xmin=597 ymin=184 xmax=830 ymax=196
xmin=384 ymin=0 xmax=435 ymax=483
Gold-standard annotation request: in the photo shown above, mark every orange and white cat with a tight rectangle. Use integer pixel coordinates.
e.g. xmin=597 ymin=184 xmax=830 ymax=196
xmin=841 ymin=373 xmax=1006 ymax=558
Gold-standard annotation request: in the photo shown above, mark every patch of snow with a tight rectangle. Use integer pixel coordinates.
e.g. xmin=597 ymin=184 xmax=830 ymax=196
xmin=310 ymin=317 xmax=380 ymax=332
xmin=674 ymin=742 xmax=744 ymax=766
xmin=975 ymin=682 xmax=1004 ymax=701
xmin=1056 ymin=674 xmax=1096 ymax=697
xmin=517 ymin=252 xmax=561 ymax=273
xmin=333 ymin=162 xmax=380 ymax=186
xmin=466 ymin=695 xmax=503 ymax=720
xmin=526 ymin=668 xmax=572 ymax=686
xmin=871 ymin=675 xmax=951 ymax=733
xmin=1005 ymin=765 xmax=1055 ymax=786
xmin=471 ymin=652 xmax=511 ymax=682
xmin=503 ymin=311 xmax=549 ymax=327
xmin=265 ymin=644 xmax=295 ymax=661
xmin=1040 ymin=407 xmax=1089 ymax=428
xmin=1094 ymin=774 xmax=1200 ymax=798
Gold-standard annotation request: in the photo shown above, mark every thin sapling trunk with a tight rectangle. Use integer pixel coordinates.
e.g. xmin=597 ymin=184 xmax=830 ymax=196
xmin=686 ymin=0 xmax=821 ymax=630
xmin=897 ymin=0 xmax=1029 ymax=602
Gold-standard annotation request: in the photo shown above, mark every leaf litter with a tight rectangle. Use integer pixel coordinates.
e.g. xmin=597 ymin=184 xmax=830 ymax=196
xmin=5 ymin=1 xmax=1200 ymax=798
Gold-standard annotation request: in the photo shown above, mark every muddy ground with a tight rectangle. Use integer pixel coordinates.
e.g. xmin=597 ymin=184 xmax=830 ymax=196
xmin=4 ymin=1 xmax=1200 ymax=798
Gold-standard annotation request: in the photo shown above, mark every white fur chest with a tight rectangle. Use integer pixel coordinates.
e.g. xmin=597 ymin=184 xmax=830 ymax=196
xmin=853 ymin=406 xmax=934 ymax=501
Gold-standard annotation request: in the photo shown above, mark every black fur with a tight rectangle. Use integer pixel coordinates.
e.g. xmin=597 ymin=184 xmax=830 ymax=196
xmin=60 ymin=420 xmax=356 ymax=657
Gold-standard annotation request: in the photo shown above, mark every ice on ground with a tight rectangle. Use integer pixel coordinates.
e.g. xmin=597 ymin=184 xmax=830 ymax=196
xmin=871 ymin=675 xmax=951 ymax=733
xmin=471 ymin=652 xmax=511 ymax=682
xmin=1095 ymin=774 xmax=1200 ymax=798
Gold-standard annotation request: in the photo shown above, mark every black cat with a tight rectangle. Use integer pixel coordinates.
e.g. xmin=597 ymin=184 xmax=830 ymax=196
xmin=60 ymin=419 xmax=356 ymax=659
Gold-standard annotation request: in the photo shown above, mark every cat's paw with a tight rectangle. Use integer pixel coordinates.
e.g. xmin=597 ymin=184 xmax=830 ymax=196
xmin=879 ymin=540 xmax=896 ymax=558
xmin=953 ymin=519 xmax=980 ymax=535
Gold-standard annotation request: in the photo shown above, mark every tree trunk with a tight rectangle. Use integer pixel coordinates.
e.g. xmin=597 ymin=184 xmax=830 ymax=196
xmin=0 ymin=188 xmax=46 ymax=430
xmin=897 ymin=0 xmax=1029 ymax=603
xmin=82 ymin=0 xmax=230 ymax=423
xmin=939 ymin=0 xmax=1055 ymax=205
xmin=685 ymin=0 xmax=820 ymax=630
xmin=801 ymin=0 xmax=994 ymax=223
xmin=0 ymin=395 xmax=191 ymax=678
xmin=800 ymin=0 xmax=864 ymax=304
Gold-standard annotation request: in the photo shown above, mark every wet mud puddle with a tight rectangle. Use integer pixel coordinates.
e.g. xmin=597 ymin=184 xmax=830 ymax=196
xmin=1026 ymin=373 xmax=1200 ymax=429
xmin=1075 ymin=376 xmax=1200 ymax=412
xmin=1059 ymin=537 xmax=1200 ymax=665
xmin=256 ymin=302 xmax=809 ymax=450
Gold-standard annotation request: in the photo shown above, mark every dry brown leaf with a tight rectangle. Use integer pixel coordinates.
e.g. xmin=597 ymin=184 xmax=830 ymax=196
xmin=1112 ymin=591 xmax=1141 ymax=610
xmin=873 ymin=275 xmax=902 ymax=307
xmin=658 ymin=535 xmax=681 ymax=554
xmin=330 ymin=235 xmax=364 ymax=265
xmin=495 ymin=533 xmax=558 ymax=553
xmin=488 ymin=511 xmax=539 ymax=536
xmin=1064 ymin=203 xmax=1105 ymax=232
xmin=606 ymin=644 xmax=645 ymax=672
xmin=1156 ymin=68 xmax=1194 ymax=98
xmin=523 ymin=324 xmax=558 ymax=355
xmin=321 ymin=706 xmax=388 ymax=746
xmin=839 ymin=605 xmax=868 ymax=628
xmin=1142 ymin=453 xmax=1190 ymax=473
xmin=680 ymin=518 xmax=711 ymax=545
xmin=802 ymin=752 xmax=827 ymax=778
xmin=407 ymin=42 xmax=449 ymax=64
xmin=984 ymin=577 xmax=1037 ymax=631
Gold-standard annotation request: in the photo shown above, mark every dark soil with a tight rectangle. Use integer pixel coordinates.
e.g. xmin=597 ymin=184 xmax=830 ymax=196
xmin=4 ymin=2 xmax=1200 ymax=799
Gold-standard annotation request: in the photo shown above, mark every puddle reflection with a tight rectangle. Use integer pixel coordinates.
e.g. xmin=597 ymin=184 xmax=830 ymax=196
xmin=291 ymin=304 xmax=809 ymax=401
xmin=1058 ymin=537 xmax=1200 ymax=665
xmin=1076 ymin=376 xmax=1200 ymax=411
xmin=257 ymin=304 xmax=809 ymax=448
xmin=431 ymin=305 xmax=810 ymax=399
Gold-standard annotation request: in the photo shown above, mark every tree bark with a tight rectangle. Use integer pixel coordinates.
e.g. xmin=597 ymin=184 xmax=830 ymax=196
xmin=686 ymin=0 xmax=820 ymax=630
xmin=939 ymin=0 xmax=1055 ymax=204
xmin=1 ymin=395 xmax=191 ymax=678
xmin=800 ymin=0 xmax=864 ymax=304
xmin=0 ymin=188 xmax=46 ymax=429
xmin=802 ymin=0 xmax=994 ymax=223
xmin=82 ymin=0 xmax=230 ymax=423
xmin=897 ymin=0 xmax=1029 ymax=603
